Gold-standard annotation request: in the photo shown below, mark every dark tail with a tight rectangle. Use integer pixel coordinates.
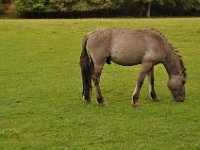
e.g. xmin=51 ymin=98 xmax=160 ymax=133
xmin=79 ymin=36 xmax=93 ymax=101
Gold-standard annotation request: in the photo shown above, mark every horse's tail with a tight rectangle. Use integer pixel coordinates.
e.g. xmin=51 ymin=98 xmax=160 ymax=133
xmin=79 ymin=36 xmax=93 ymax=101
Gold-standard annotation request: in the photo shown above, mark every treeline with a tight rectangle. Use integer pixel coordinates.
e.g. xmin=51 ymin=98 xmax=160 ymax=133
xmin=1 ymin=0 xmax=200 ymax=18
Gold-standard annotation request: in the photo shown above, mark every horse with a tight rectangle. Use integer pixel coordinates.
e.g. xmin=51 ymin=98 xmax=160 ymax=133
xmin=79 ymin=28 xmax=186 ymax=107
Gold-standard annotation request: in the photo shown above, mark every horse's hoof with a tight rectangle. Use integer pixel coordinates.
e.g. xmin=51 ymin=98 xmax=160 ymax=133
xmin=99 ymin=101 xmax=107 ymax=107
xmin=151 ymin=96 xmax=160 ymax=101
xmin=86 ymin=100 xmax=92 ymax=104
xmin=132 ymin=101 xmax=139 ymax=108
xmin=83 ymin=96 xmax=92 ymax=104
xmin=150 ymin=93 xmax=160 ymax=101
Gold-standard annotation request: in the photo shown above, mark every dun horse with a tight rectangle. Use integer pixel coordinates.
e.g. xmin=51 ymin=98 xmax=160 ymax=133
xmin=80 ymin=28 xmax=186 ymax=107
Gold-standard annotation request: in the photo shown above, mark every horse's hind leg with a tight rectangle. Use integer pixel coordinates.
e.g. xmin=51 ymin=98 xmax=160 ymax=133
xmin=148 ymin=67 xmax=159 ymax=101
xmin=132 ymin=62 xmax=153 ymax=107
xmin=92 ymin=63 xmax=106 ymax=106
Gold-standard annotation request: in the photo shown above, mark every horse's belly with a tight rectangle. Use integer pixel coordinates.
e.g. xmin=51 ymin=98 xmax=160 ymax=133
xmin=110 ymin=49 xmax=143 ymax=66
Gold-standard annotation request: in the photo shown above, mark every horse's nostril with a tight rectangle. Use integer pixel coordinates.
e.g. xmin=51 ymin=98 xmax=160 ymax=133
xmin=175 ymin=96 xmax=184 ymax=102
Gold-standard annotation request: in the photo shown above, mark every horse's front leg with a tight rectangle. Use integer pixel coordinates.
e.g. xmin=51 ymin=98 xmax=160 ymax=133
xmin=148 ymin=67 xmax=159 ymax=101
xmin=133 ymin=63 xmax=153 ymax=107
xmin=92 ymin=63 xmax=106 ymax=106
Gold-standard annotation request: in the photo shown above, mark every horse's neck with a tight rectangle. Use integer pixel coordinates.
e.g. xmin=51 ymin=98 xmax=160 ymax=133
xmin=163 ymin=51 xmax=180 ymax=78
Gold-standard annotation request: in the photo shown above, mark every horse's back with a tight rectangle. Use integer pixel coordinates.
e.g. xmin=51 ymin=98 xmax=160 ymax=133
xmin=86 ymin=28 xmax=166 ymax=66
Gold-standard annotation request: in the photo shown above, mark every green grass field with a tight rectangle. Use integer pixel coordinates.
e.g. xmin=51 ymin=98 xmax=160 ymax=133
xmin=0 ymin=18 xmax=200 ymax=150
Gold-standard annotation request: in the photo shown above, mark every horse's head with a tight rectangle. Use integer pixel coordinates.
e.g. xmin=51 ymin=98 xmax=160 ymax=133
xmin=168 ymin=74 xmax=186 ymax=102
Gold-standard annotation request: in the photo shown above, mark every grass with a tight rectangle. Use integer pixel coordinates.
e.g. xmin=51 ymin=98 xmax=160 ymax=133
xmin=0 ymin=18 xmax=200 ymax=150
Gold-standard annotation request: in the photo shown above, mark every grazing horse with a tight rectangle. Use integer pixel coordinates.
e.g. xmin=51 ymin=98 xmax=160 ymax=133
xmin=80 ymin=28 xmax=186 ymax=107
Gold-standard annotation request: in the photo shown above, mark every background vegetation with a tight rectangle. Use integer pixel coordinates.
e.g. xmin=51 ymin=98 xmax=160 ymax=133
xmin=0 ymin=0 xmax=200 ymax=18
xmin=0 ymin=18 xmax=200 ymax=149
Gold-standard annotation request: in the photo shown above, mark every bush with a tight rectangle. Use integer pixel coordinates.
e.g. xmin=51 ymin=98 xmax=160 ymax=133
xmin=15 ymin=0 xmax=200 ymax=18
xmin=0 ymin=4 xmax=6 ymax=15
xmin=15 ymin=0 xmax=46 ymax=12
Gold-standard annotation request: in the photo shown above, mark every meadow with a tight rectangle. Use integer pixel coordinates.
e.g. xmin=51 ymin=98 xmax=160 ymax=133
xmin=0 ymin=18 xmax=200 ymax=150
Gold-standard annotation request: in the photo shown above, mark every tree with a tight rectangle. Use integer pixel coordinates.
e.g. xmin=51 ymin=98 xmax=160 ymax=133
xmin=15 ymin=0 xmax=46 ymax=12
xmin=13 ymin=0 xmax=200 ymax=17
xmin=162 ymin=0 xmax=176 ymax=16
xmin=134 ymin=0 xmax=155 ymax=18
xmin=144 ymin=0 xmax=152 ymax=18
xmin=49 ymin=0 xmax=78 ymax=12
xmin=193 ymin=0 xmax=200 ymax=14
xmin=175 ymin=0 xmax=200 ymax=15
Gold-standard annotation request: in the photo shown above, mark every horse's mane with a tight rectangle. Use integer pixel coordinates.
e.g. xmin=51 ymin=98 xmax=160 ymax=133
xmin=149 ymin=28 xmax=187 ymax=78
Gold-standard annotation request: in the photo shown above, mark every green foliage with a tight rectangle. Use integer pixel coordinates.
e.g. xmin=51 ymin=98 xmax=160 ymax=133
xmin=0 ymin=0 xmax=6 ymax=15
xmin=0 ymin=18 xmax=200 ymax=149
xmin=49 ymin=0 xmax=78 ymax=11
xmin=176 ymin=0 xmax=200 ymax=11
xmin=15 ymin=0 xmax=46 ymax=12
xmin=48 ymin=0 xmax=123 ymax=11
xmin=14 ymin=0 xmax=200 ymax=15
xmin=0 ymin=3 xmax=6 ymax=14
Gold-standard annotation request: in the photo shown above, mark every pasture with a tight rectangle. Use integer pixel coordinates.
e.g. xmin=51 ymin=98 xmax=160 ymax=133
xmin=0 ymin=18 xmax=200 ymax=149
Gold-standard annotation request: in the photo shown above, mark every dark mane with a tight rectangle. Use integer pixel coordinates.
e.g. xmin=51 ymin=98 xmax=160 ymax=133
xmin=171 ymin=45 xmax=187 ymax=78
xmin=168 ymin=42 xmax=187 ymax=78
xmin=150 ymin=28 xmax=187 ymax=78
xmin=178 ymin=56 xmax=187 ymax=78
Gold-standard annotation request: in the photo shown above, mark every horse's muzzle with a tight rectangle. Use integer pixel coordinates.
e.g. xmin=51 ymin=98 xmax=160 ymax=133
xmin=175 ymin=96 xmax=185 ymax=102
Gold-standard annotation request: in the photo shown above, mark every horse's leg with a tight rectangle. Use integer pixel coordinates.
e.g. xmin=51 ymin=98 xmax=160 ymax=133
xmin=92 ymin=63 xmax=106 ymax=106
xmin=132 ymin=62 xmax=153 ymax=107
xmin=148 ymin=67 xmax=159 ymax=101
